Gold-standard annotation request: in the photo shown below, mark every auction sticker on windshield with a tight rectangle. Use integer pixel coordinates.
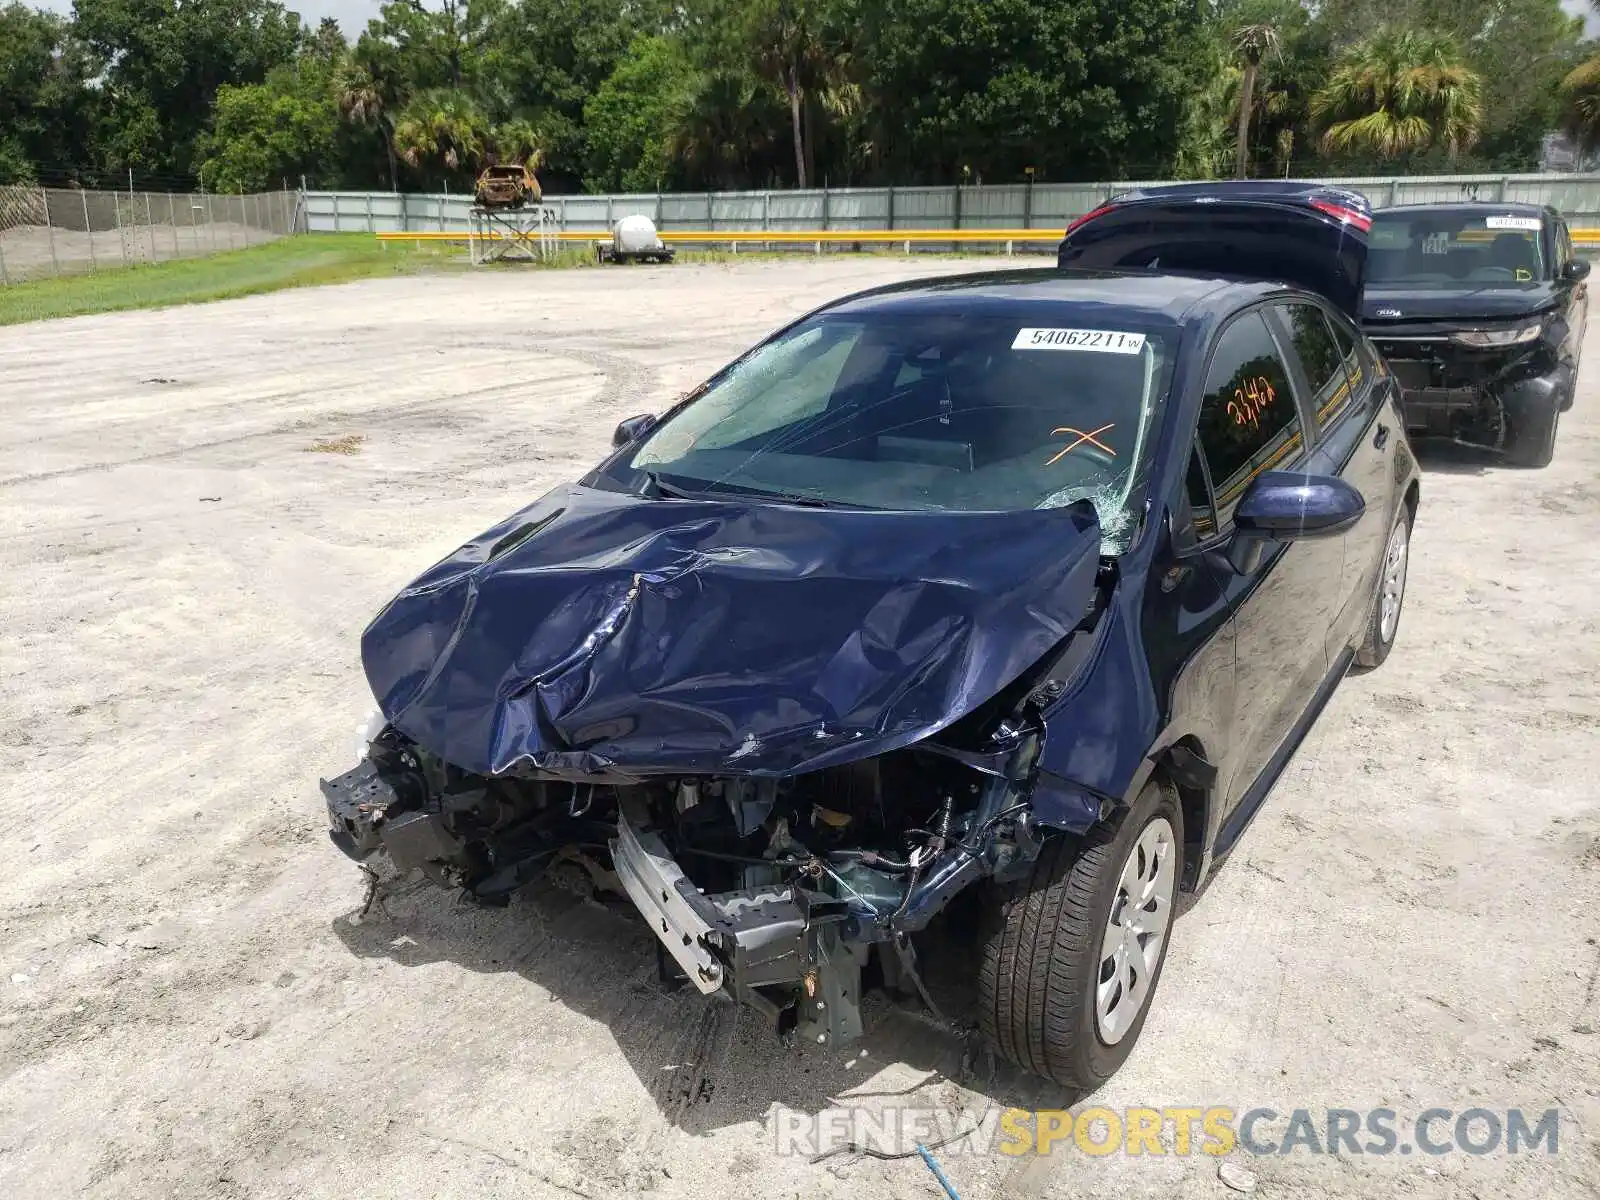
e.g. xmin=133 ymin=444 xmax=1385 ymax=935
xmin=1485 ymin=216 xmax=1541 ymax=231
xmin=1013 ymin=328 xmax=1147 ymax=354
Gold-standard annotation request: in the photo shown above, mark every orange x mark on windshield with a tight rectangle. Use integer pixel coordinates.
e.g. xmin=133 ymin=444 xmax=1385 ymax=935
xmin=1044 ymin=423 xmax=1116 ymax=466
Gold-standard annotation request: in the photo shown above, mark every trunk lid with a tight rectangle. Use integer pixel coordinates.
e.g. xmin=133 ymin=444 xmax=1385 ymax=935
xmin=1057 ymin=181 xmax=1372 ymax=320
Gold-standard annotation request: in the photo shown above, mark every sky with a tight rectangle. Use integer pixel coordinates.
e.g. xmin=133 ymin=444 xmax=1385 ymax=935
xmin=29 ymin=0 xmax=384 ymax=31
xmin=25 ymin=0 xmax=1600 ymax=40
xmin=1563 ymin=0 xmax=1600 ymax=35
xmin=277 ymin=0 xmax=382 ymax=32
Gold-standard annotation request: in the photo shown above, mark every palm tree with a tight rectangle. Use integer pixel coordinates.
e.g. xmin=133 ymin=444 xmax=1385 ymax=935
xmin=1178 ymin=37 xmax=1299 ymax=180
xmin=747 ymin=0 xmax=834 ymax=188
xmin=487 ymin=118 xmax=544 ymax=169
xmin=1312 ymin=29 xmax=1483 ymax=163
xmin=1559 ymin=53 xmax=1600 ymax=152
xmin=671 ymin=71 xmax=775 ymax=189
xmin=1175 ymin=41 xmax=1239 ymax=179
xmin=1232 ymin=24 xmax=1281 ymax=178
xmin=335 ymin=59 xmax=399 ymax=192
xmin=392 ymin=89 xmax=490 ymax=184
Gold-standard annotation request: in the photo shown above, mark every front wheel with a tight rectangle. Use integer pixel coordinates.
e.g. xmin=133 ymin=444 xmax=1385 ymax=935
xmin=1505 ymin=402 xmax=1559 ymax=468
xmin=978 ymin=781 xmax=1182 ymax=1088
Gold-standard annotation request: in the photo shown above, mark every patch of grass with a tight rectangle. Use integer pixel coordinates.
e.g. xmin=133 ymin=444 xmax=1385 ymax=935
xmin=305 ymin=433 xmax=365 ymax=455
xmin=0 ymin=234 xmax=467 ymax=326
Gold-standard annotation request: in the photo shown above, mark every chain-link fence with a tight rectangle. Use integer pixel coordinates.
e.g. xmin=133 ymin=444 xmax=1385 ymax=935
xmin=0 ymin=186 xmax=303 ymax=285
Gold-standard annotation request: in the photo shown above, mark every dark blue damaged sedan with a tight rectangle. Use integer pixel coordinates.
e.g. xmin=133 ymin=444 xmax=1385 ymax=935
xmin=324 ymin=182 xmax=1420 ymax=1087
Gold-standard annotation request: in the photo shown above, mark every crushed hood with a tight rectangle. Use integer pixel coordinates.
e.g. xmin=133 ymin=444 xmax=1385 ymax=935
xmin=362 ymin=483 xmax=1103 ymax=778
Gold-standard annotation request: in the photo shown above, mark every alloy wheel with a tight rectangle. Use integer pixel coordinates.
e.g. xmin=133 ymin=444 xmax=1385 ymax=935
xmin=1379 ymin=518 xmax=1409 ymax=645
xmin=1095 ymin=816 xmax=1177 ymax=1044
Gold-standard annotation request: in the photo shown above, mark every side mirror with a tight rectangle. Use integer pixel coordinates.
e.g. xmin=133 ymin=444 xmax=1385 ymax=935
xmin=1226 ymin=472 xmax=1365 ymax=574
xmin=612 ymin=413 xmax=657 ymax=448
xmin=1564 ymin=258 xmax=1591 ymax=282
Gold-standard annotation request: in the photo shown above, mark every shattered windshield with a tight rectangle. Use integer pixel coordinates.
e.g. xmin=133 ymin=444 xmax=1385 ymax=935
xmin=1369 ymin=211 xmax=1549 ymax=288
xmin=622 ymin=309 xmax=1175 ymax=552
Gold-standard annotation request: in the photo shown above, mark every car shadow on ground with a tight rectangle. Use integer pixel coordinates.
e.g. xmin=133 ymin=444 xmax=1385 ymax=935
xmin=1410 ymin=438 xmax=1500 ymax=475
xmin=332 ymin=873 xmax=1091 ymax=1133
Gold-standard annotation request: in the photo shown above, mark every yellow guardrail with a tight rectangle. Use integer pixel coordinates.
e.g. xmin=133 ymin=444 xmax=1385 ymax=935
xmin=375 ymin=227 xmax=1061 ymax=246
xmin=377 ymin=226 xmax=1600 ymax=247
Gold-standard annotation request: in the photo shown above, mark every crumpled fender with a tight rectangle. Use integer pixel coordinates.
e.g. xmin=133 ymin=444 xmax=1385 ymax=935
xmin=1029 ymin=594 xmax=1160 ymax=834
xmin=361 ymin=483 xmax=1103 ymax=778
xmin=1496 ymin=360 xmax=1574 ymax=423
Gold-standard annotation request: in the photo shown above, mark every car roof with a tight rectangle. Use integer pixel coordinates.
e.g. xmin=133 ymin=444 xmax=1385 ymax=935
xmin=1375 ymin=201 xmax=1548 ymax=218
xmin=822 ymin=268 xmax=1283 ymax=327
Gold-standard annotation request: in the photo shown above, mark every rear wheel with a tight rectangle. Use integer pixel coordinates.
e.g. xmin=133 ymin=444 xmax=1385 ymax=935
xmin=978 ymin=781 xmax=1182 ymax=1087
xmin=1505 ymin=402 xmax=1559 ymax=468
xmin=1355 ymin=505 xmax=1412 ymax=669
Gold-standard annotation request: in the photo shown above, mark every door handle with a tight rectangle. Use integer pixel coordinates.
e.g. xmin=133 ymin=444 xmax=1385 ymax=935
xmin=1373 ymin=423 xmax=1390 ymax=449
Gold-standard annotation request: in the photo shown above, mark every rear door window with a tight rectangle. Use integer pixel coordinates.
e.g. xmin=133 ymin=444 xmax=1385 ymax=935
xmin=1326 ymin=314 xmax=1368 ymax=392
xmin=1281 ymin=303 xmax=1354 ymax=430
xmin=1194 ymin=311 xmax=1304 ymax=523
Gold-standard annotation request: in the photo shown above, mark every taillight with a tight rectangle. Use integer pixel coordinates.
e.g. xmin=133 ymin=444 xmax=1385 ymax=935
xmin=1309 ymin=198 xmax=1372 ymax=232
xmin=1064 ymin=203 xmax=1117 ymax=236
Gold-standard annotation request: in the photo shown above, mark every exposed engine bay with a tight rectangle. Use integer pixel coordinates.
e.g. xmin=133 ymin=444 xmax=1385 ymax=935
xmin=324 ymin=725 xmax=1047 ymax=1044
xmin=323 ymin=480 xmax=1116 ymax=1046
xmin=1367 ymin=314 xmax=1571 ymax=450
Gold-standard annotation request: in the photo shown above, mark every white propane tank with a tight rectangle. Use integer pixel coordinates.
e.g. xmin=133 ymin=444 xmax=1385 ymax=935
xmin=614 ymin=214 xmax=661 ymax=254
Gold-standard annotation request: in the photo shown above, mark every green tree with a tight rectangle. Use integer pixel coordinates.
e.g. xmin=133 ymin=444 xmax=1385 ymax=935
xmin=1232 ymin=23 xmax=1280 ymax=178
xmin=489 ymin=117 xmax=543 ymax=167
xmin=584 ymin=35 xmax=696 ymax=191
xmin=72 ymin=0 xmax=302 ymax=178
xmin=671 ymin=68 xmax=786 ymax=188
xmin=1560 ymin=48 xmax=1600 ymax=151
xmin=356 ymin=0 xmax=496 ymax=93
xmin=1316 ymin=0 xmax=1582 ymax=169
xmin=742 ymin=0 xmax=837 ymax=187
xmin=476 ymin=0 xmax=668 ymax=189
xmin=336 ymin=52 xmax=403 ymax=191
xmin=1174 ymin=37 xmax=1237 ymax=179
xmin=198 ymin=60 xmax=338 ymax=192
xmin=1312 ymin=28 xmax=1484 ymax=163
xmin=0 ymin=2 xmax=97 ymax=184
xmin=853 ymin=0 xmax=1206 ymax=183
xmin=1215 ymin=0 xmax=1332 ymax=178
xmin=392 ymin=87 xmax=490 ymax=187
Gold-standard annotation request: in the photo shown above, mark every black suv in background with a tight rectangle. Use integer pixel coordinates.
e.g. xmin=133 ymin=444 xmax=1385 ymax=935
xmin=1360 ymin=203 xmax=1588 ymax=468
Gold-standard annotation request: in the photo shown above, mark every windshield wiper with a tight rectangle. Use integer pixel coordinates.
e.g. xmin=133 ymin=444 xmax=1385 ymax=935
xmin=729 ymin=486 xmax=847 ymax=508
xmin=642 ymin=472 xmax=850 ymax=509
xmin=639 ymin=471 xmax=705 ymax=500
xmin=774 ymin=494 xmax=840 ymax=508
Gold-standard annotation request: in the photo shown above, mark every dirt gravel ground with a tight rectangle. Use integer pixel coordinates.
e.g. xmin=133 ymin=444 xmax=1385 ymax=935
xmin=1 ymin=258 xmax=1598 ymax=1200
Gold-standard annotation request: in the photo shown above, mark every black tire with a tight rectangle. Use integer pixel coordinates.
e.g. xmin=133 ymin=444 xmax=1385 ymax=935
xmin=1354 ymin=503 xmax=1413 ymax=670
xmin=1505 ymin=402 xmax=1559 ymax=468
xmin=978 ymin=780 xmax=1183 ymax=1088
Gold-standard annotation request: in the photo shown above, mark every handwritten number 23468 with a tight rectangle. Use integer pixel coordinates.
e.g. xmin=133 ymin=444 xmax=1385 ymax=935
xmin=1227 ymin=376 xmax=1276 ymax=429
